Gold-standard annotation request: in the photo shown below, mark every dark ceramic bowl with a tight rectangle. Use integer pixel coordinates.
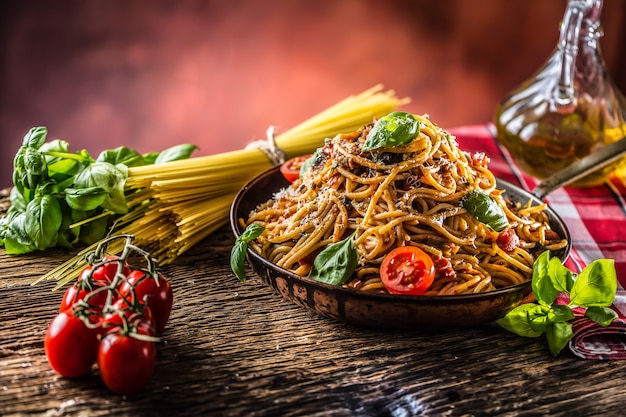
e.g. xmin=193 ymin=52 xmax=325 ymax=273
xmin=230 ymin=166 xmax=571 ymax=330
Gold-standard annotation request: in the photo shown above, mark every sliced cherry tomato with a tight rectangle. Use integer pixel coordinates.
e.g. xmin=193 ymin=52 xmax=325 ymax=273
xmin=44 ymin=309 xmax=100 ymax=377
xmin=118 ymin=270 xmax=173 ymax=335
xmin=279 ymin=155 xmax=311 ymax=183
xmin=98 ymin=328 xmax=156 ymax=395
xmin=380 ymin=246 xmax=435 ymax=295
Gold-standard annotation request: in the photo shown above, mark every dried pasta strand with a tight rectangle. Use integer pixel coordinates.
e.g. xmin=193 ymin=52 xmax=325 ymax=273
xmin=39 ymin=85 xmax=409 ymax=285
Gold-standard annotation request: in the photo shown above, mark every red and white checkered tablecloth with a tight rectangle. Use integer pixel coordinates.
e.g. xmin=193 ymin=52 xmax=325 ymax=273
xmin=451 ymin=125 xmax=626 ymax=359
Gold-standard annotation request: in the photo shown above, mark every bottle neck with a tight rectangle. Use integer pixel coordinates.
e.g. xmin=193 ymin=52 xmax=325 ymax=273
xmin=555 ymin=0 xmax=604 ymax=111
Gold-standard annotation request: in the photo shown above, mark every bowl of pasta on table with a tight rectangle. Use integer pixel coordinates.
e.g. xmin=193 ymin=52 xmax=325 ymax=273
xmin=230 ymin=112 xmax=571 ymax=329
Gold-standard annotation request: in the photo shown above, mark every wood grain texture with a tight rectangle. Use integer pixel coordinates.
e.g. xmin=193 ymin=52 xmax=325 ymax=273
xmin=2 ymin=190 xmax=626 ymax=416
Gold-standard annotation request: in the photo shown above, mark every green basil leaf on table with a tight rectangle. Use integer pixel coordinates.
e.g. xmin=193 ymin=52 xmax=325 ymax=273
xmin=361 ymin=112 xmax=420 ymax=152
xmin=73 ymin=162 xmax=128 ymax=214
xmin=310 ymin=232 xmax=358 ymax=285
xmin=65 ymin=187 xmax=109 ymax=211
xmin=461 ymin=190 xmax=509 ymax=232
xmin=155 ymin=144 xmax=199 ymax=164
xmin=1 ymin=212 xmax=37 ymax=254
xmin=97 ymin=146 xmax=145 ymax=167
xmin=231 ymin=223 xmax=265 ymax=282
xmin=547 ymin=304 xmax=575 ymax=323
xmin=24 ymin=195 xmax=62 ymax=251
xmin=496 ymin=303 xmax=544 ymax=338
xmin=545 ymin=321 xmax=573 ymax=357
xmin=531 ymin=251 xmax=558 ymax=306
xmin=548 ymin=254 xmax=576 ymax=293
xmin=569 ymin=258 xmax=616 ymax=307
xmin=585 ymin=306 xmax=619 ymax=327
xmin=22 ymin=126 xmax=47 ymax=149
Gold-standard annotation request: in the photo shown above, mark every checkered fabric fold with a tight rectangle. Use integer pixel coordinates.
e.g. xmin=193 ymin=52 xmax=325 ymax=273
xmin=451 ymin=125 xmax=626 ymax=359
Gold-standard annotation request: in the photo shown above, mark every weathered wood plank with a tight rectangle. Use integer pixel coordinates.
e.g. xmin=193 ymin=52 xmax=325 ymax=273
xmin=2 ymin=190 xmax=626 ymax=416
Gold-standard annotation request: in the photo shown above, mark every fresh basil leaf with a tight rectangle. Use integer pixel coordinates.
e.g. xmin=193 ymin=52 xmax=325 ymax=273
xmin=65 ymin=187 xmax=109 ymax=211
xmin=39 ymin=138 xmax=70 ymax=155
xmin=97 ymin=146 xmax=145 ymax=167
xmin=545 ymin=321 xmax=573 ymax=356
xmin=231 ymin=223 xmax=265 ymax=282
xmin=300 ymin=148 xmax=322 ymax=178
xmin=569 ymin=259 xmax=617 ymax=307
xmin=79 ymin=215 xmax=110 ymax=246
xmin=362 ymin=112 xmax=420 ymax=152
xmin=142 ymin=152 xmax=159 ymax=165
xmin=22 ymin=126 xmax=47 ymax=149
xmin=23 ymin=148 xmax=47 ymax=190
xmin=310 ymin=232 xmax=358 ymax=285
xmin=2 ymin=212 xmax=37 ymax=254
xmin=548 ymin=254 xmax=576 ymax=293
xmin=526 ymin=303 xmax=551 ymax=333
xmin=73 ymin=162 xmax=128 ymax=214
xmin=155 ymin=144 xmax=198 ymax=164
xmin=461 ymin=190 xmax=509 ymax=232
xmin=496 ymin=303 xmax=544 ymax=337
xmin=547 ymin=304 xmax=575 ymax=323
xmin=24 ymin=195 xmax=62 ymax=250
xmin=531 ymin=251 xmax=558 ymax=306
xmin=585 ymin=306 xmax=618 ymax=327
xmin=9 ymin=187 xmax=26 ymax=212
xmin=47 ymin=158 xmax=82 ymax=184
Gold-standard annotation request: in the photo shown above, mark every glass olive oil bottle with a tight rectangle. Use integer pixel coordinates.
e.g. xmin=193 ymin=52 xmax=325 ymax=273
xmin=495 ymin=0 xmax=626 ymax=186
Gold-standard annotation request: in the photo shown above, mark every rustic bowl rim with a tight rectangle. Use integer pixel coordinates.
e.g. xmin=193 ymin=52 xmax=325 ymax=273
xmin=229 ymin=165 xmax=571 ymax=305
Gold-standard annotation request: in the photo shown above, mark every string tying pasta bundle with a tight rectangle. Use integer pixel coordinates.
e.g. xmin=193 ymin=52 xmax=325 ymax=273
xmin=243 ymin=114 xmax=568 ymax=295
xmin=40 ymin=85 xmax=409 ymax=286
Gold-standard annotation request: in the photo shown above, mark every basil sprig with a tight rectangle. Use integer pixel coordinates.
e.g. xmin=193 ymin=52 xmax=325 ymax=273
xmin=0 ymin=126 xmax=197 ymax=254
xmin=310 ymin=232 xmax=358 ymax=285
xmin=497 ymin=251 xmax=618 ymax=356
xmin=461 ymin=190 xmax=509 ymax=232
xmin=231 ymin=223 xmax=265 ymax=282
xmin=361 ymin=112 xmax=420 ymax=152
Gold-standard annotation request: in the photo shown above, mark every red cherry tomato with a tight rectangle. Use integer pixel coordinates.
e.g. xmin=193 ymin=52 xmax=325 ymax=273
xmin=279 ymin=155 xmax=311 ymax=183
xmin=102 ymin=299 xmax=157 ymax=336
xmin=118 ymin=270 xmax=173 ymax=335
xmin=59 ymin=267 xmax=110 ymax=312
xmin=44 ymin=310 xmax=100 ymax=377
xmin=98 ymin=329 xmax=156 ymax=395
xmin=91 ymin=255 xmax=131 ymax=284
xmin=380 ymin=246 xmax=435 ymax=295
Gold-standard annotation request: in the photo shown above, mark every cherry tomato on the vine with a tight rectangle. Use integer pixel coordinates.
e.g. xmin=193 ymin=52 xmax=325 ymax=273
xmin=279 ymin=155 xmax=311 ymax=183
xmin=380 ymin=246 xmax=435 ymax=295
xmin=102 ymin=299 xmax=157 ymax=336
xmin=44 ymin=309 xmax=100 ymax=378
xmin=118 ymin=270 xmax=173 ymax=335
xmin=98 ymin=329 xmax=156 ymax=395
xmin=90 ymin=255 xmax=131 ymax=284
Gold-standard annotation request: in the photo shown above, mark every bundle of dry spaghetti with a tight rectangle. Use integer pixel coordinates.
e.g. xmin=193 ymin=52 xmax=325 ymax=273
xmin=40 ymin=85 xmax=409 ymax=286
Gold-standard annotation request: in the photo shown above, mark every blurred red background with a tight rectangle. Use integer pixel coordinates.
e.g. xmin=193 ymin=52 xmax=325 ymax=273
xmin=1 ymin=0 xmax=625 ymax=189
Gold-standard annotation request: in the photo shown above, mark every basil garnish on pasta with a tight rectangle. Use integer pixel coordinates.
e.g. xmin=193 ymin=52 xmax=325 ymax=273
xmin=231 ymin=223 xmax=265 ymax=282
xmin=461 ymin=190 xmax=509 ymax=232
xmin=361 ymin=111 xmax=420 ymax=151
xmin=310 ymin=232 xmax=358 ymax=285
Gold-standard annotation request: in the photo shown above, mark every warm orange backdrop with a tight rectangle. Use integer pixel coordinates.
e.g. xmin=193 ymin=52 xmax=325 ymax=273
xmin=1 ymin=0 xmax=625 ymax=189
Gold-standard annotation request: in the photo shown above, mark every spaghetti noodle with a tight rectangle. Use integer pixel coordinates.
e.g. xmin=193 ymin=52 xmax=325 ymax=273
xmin=38 ymin=85 xmax=409 ymax=286
xmin=242 ymin=114 xmax=568 ymax=295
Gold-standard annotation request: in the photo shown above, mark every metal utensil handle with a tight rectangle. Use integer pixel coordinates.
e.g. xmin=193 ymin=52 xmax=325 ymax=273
xmin=531 ymin=137 xmax=626 ymax=200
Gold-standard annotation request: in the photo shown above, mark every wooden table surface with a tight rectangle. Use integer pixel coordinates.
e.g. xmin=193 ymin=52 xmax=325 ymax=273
xmin=2 ymin=188 xmax=626 ymax=417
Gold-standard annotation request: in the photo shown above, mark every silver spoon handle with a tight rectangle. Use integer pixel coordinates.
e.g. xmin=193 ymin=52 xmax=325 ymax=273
xmin=531 ymin=138 xmax=626 ymax=200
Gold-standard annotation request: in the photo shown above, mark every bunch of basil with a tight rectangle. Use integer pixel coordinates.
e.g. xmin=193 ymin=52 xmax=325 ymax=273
xmin=0 ymin=127 xmax=197 ymax=255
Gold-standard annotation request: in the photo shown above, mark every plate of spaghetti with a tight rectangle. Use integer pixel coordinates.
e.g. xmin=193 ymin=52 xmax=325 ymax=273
xmin=230 ymin=112 xmax=571 ymax=329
